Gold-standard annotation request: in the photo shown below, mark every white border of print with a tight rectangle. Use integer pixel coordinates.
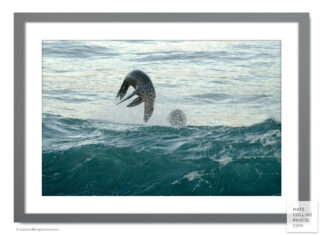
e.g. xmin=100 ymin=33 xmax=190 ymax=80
xmin=25 ymin=22 xmax=297 ymax=214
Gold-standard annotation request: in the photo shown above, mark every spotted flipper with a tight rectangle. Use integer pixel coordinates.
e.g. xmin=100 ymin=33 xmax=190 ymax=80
xmin=144 ymin=102 xmax=154 ymax=122
xmin=127 ymin=97 xmax=143 ymax=107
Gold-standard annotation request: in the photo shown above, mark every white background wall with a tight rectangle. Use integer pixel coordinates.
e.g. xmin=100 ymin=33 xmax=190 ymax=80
xmin=0 ymin=0 xmax=323 ymax=234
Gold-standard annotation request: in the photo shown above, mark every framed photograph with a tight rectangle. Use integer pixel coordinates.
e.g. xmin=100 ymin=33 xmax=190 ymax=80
xmin=14 ymin=13 xmax=310 ymax=223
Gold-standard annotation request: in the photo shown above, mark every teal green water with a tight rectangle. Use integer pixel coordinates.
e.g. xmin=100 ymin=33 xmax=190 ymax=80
xmin=42 ymin=40 xmax=281 ymax=196
xmin=42 ymin=114 xmax=281 ymax=195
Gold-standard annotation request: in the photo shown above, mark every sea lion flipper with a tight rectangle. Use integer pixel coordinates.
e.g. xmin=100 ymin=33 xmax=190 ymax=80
xmin=127 ymin=97 xmax=143 ymax=107
xmin=117 ymin=90 xmax=137 ymax=105
xmin=144 ymin=102 xmax=154 ymax=122
xmin=116 ymin=80 xmax=130 ymax=100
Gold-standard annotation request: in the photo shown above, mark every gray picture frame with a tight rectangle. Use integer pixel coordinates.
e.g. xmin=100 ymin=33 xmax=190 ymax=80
xmin=14 ymin=13 xmax=310 ymax=223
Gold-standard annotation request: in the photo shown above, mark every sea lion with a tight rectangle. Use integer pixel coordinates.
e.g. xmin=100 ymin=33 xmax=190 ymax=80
xmin=116 ymin=70 xmax=156 ymax=122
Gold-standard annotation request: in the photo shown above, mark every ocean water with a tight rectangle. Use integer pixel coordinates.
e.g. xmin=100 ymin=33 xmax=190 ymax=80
xmin=42 ymin=40 xmax=281 ymax=196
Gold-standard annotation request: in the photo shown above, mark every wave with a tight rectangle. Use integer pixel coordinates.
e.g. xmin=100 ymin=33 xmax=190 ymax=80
xmin=42 ymin=114 xmax=281 ymax=196
xmin=42 ymin=40 xmax=118 ymax=59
